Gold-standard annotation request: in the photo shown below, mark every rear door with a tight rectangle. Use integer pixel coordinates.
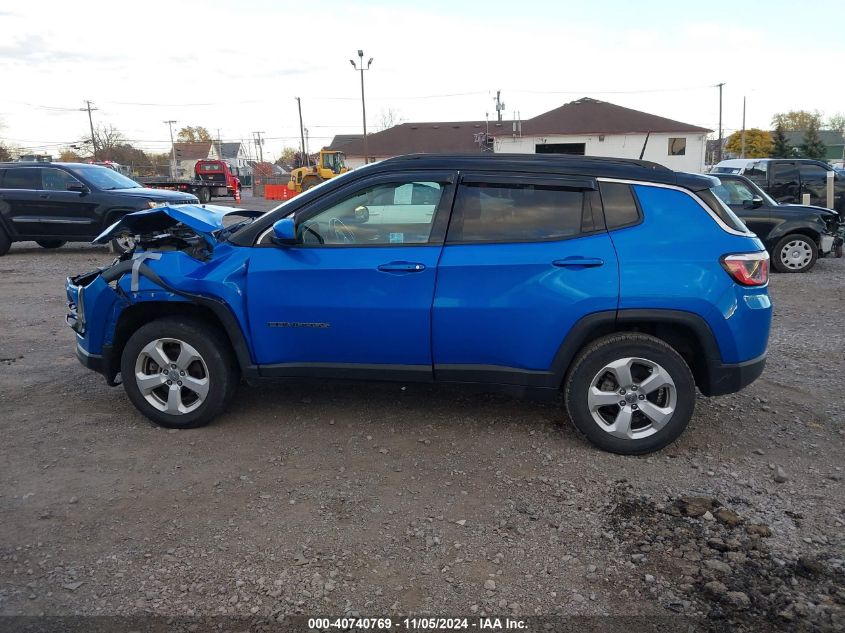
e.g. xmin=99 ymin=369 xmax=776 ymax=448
xmin=769 ymin=162 xmax=800 ymax=203
xmin=797 ymin=163 xmax=829 ymax=206
xmin=432 ymin=174 xmax=619 ymax=386
xmin=0 ymin=167 xmax=43 ymax=238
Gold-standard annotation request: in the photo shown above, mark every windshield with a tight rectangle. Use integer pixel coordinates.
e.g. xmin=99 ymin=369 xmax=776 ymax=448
xmin=322 ymin=152 xmax=346 ymax=173
xmin=69 ymin=165 xmax=142 ymax=190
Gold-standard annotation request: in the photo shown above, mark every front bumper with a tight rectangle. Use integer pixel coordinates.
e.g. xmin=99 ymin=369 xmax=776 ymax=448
xmin=76 ymin=342 xmax=119 ymax=385
xmin=820 ymin=233 xmax=843 ymax=258
xmin=701 ymin=352 xmax=766 ymax=396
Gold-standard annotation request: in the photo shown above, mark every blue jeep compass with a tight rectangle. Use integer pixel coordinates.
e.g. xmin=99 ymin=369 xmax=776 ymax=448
xmin=65 ymin=155 xmax=772 ymax=454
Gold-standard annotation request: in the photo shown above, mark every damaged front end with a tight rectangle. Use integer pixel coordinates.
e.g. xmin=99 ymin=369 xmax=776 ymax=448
xmin=67 ymin=204 xmax=261 ymax=385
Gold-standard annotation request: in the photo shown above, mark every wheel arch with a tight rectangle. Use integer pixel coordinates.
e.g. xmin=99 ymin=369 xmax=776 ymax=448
xmin=766 ymin=224 xmax=822 ymax=250
xmin=552 ymin=310 xmax=721 ymax=395
xmin=110 ymin=299 xmax=255 ymax=384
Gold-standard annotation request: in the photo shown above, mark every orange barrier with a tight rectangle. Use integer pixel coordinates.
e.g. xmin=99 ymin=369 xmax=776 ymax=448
xmin=265 ymin=184 xmax=298 ymax=201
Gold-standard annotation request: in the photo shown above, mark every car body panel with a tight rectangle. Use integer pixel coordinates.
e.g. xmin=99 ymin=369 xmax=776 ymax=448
xmin=612 ymin=184 xmax=771 ymax=364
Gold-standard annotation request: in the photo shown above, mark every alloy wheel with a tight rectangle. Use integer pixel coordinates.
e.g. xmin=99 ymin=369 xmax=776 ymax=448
xmin=134 ymin=338 xmax=209 ymax=414
xmin=587 ymin=357 xmax=677 ymax=440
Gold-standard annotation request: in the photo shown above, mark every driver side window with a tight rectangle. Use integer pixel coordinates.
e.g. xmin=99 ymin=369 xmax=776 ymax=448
xmin=298 ymin=181 xmax=444 ymax=246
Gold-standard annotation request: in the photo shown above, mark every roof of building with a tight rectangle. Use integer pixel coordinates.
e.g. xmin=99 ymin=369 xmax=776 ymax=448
xmin=218 ymin=142 xmax=243 ymax=159
xmin=327 ymin=134 xmax=363 ymax=151
xmin=173 ymin=142 xmax=212 ymax=160
xmin=491 ymin=98 xmax=711 ymax=137
xmin=330 ymin=121 xmax=509 ymax=157
xmin=332 ymin=99 xmax=710 ymax=157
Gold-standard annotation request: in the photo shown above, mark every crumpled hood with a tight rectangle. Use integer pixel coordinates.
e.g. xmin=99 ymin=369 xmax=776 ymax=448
xmin=93 ymin=204 xmax=263 ymax=244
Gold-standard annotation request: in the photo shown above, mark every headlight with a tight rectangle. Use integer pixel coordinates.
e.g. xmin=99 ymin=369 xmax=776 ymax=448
xmin=147 ymin=201 xmax=168 ymax=209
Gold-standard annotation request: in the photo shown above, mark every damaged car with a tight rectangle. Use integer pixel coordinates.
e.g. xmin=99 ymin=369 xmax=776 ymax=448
xmin=66 ymin=155 xmax=772 ymax=455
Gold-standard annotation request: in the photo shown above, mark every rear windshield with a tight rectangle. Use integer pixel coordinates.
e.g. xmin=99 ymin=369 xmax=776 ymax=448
xmin=697 ymin=188 xmax=749 ymax=233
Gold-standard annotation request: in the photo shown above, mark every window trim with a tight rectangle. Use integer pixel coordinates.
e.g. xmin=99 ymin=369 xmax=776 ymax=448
xmin=258 ymin=170 xmax=457 ymax=248
xmin=444 ymin=176 xmax=601 ymax=246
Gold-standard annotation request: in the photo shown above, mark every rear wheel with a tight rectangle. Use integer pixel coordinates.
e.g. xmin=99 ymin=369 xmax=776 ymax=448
xmin=772 ymin=233 xmax=818 ymax=273
xmin=120 ymin=317 xmax=238 ymax=429
xmin=564 ymin=333 xmax=696 ymax=455
xmin=36 ymin=239 xmax=66 ymax=249
xmin=301 ymin=177 xmax=322 ymax=191
xmin=196 ymin=187 xmax=211 ymax=204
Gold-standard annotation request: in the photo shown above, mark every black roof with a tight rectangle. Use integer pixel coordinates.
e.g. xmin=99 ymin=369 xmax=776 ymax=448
xmin=378 ymin=154 xmax=712 ymax=190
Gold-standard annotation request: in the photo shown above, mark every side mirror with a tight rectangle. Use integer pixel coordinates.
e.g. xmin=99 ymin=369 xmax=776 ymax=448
xmin=353 ymin=205 xmax=369 ymax=223
xmin=743 ymin=196 xmax=763 ymax=209
xmin=271 ymin=218 xmax=297 ymax=246
xmin=67 ymin=183 xmax=89 ymax=194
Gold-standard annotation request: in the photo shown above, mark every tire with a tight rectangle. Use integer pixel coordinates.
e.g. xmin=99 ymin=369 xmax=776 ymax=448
xmin=36 ymin=240 xmax=66 ymax=249
xmin=109 ymin=236 xmax=136 ymax=255
xmin=301 ymin=177 xmax=321 ymax=192
xmin=771 ymin=233 xmax=818 ymax=273
xmin=196 ymin=187 xmax=211 ymax=204
xmin=120 ymin=317 xmax=238 ymax=429
xmin=564 ymin=333 xmax=696 ymax=455
xmin=0 ymin=224 xmax=10 ymax=256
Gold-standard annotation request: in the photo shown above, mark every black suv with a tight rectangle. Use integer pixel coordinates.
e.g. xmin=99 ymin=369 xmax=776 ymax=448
xmin=711 ymin=173 xmax=843 ymax=272
xmin=0 ymin=162 xmax=198 ymax=255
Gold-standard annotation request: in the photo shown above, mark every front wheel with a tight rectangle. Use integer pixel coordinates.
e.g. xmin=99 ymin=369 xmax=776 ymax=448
xmin=120 ymin=317 xmax=238 ymax=429
xmin=36 ymin=239 xmax=67 ymax=249
xmin=564 ymin=333 xmax=696 ymax=455
xmin=0 ymin=224 xmax=11 ymax=256
xmin=772 ymin=233 xmax=818 ymax=273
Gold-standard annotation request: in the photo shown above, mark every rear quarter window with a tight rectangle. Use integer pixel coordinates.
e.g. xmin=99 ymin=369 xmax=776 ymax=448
xmin=598 ymin=182 xmax=641 ymax=229
xmin=695 ymin=188 xmax=749 ymax=233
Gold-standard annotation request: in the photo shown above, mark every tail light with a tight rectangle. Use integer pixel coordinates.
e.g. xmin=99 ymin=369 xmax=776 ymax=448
xmin=721 ymin=252 xmax=769 ymax=286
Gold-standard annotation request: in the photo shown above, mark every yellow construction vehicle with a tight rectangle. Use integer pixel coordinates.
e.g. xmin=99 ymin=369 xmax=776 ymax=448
xmin=287 ymin=150 xmax=348 ymax=193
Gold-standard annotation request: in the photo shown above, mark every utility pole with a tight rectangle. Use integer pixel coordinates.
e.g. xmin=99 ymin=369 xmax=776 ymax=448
xmin=296 ymin=97 xmax=307 ymax=167
xmin=164 ymin=120 xmax=177 ymax=178
xmin=80 ymin=101 xmax=99 ymax=159
xmin=716 ymin=82 xmax=725 ymax=163
xmin=494 ymin=90 xmax=505 ymax=123
xmin=304 ymin=128 xmax=310 ymax=159
xmin=252 ymin=131 xmax=264 ymax=163
xmin=350 ymin=50 xmax=373 ymax=164
xmin=740 ymin=96 xmax=746 ymax=159
xmin=216 ymin=128 xmax=223 ymax=161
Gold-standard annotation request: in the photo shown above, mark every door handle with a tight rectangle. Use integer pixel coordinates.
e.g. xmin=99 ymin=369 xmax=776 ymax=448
xmin=552 ymin=257 xmax=604 ymax=268
xmin=39 ymin=194 xmax=50 ymax=199
xmin=378 ymin=261 xmax=426 ymax=273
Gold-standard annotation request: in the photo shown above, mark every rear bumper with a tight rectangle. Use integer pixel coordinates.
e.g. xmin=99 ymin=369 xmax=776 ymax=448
xmin=701 ymin=352 xmax=766 ymax=396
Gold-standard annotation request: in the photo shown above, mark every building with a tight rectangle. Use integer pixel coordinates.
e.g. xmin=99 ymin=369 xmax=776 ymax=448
xmin=172 ymin=142 xmax=212 ymax=178
xmin=492 ymin=98 xmax=710 ymax=172
xmin=783 ymin=130 xmax=845 ymax=162
xmin=210 ymin=141 xmax=252 ymax=183
xmin=330 ymin=98 xmax=711 ymax=172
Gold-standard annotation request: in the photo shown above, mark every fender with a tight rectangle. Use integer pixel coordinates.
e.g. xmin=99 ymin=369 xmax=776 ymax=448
xmin=765 ymin=218 xmax=824 ymax=249
xmin=104 ymin=260 xmax=258 ymax=380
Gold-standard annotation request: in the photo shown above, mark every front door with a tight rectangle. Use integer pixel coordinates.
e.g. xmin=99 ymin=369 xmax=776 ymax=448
xmin=432 ymin=174 xmax=619 ymax=386
xmin=246 ymin=171 xmax=456 ymax=381
xmin=713 ymin=178 xmax=773 ymax=239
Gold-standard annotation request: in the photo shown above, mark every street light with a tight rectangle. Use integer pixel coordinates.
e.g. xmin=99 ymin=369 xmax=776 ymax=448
xmin=350 ymin=50 xmax=373 ymax=164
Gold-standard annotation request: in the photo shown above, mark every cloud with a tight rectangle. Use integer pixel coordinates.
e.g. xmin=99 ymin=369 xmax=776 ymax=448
xmin=0 ymin=34 xmax=123 ymax=64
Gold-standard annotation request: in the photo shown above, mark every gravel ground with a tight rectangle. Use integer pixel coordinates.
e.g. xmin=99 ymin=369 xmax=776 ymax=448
xmin=0 ymin=212 xmax=842 ymax=631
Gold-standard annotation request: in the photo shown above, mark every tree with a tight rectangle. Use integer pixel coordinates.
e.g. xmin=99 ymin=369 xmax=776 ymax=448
xmin=724 ymin=128 xmax=772 ymax=158
xmin=59 ymin=149 xmax=84 ymax=162
xmin=826 ymin=113 xmax=845 ymax=135
xmin=800 ymin=119 xmax=827 ymax=160
xmin=275 ymin=147 xmax=298 ymax=166
xmin=771 ymin=110 xmax=822 ymax=132
xmin=377 ymin=108 xmax=404 ymax=132
xmin=770 ymin=125 xmax=793 ymax=158
xmin=176 ymin=126 xmax=212 ymax=143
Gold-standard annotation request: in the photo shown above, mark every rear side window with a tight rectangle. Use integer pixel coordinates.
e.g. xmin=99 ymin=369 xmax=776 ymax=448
xmin=447 ymin=182 xmax=585 ymax=243
xmin=599 ymin=182 xmax=641 ymax=229
xmin=3 ymin=167 xmax=41 ymax=190
xmin=695 ymin=188 xmax=748 ymax=232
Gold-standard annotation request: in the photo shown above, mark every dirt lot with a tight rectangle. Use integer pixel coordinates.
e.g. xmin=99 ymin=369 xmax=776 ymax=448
xmin=1 ymin=207 xmax=843 ymax=631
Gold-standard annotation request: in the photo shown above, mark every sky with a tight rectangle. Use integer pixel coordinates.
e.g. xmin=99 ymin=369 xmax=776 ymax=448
xmin=1 ymin=0 xmax=844 ymax=162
